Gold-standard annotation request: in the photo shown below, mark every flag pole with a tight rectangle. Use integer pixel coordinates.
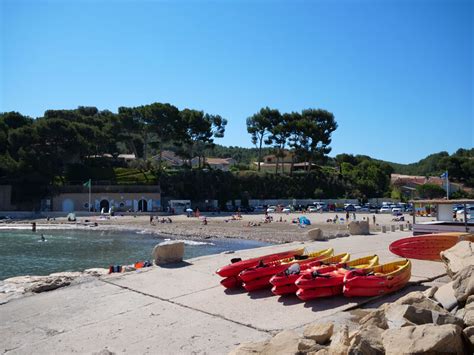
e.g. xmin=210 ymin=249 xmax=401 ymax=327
xmin=89 ymin=179 xmax=91 ymax=213
xmin=446 ymin=171 xmax=449 ymax=200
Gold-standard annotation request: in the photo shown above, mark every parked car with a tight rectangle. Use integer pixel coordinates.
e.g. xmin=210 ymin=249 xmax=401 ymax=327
xmin=392 ymin=208 xmax=403 ymax=215
xmin=379 ymin=206 xmax=392 ymax=213
xmin=253 ymin=206 xmax=265 ymax=213
xmin=307 ymin=205 xmax=319 ymax=213
xmin=282 ymin=207 xmax=292 ymax=213
xmin=345 ymin=205 xmax=356 ymax=212
xmin=456 ymin=206 xmax=474 ymax=217
xmin=266 ymin=206 xmax=277 ymax=213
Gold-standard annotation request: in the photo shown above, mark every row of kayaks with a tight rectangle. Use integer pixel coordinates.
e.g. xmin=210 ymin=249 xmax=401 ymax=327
xmin=216 ymin=248 xmax=411 ymax=300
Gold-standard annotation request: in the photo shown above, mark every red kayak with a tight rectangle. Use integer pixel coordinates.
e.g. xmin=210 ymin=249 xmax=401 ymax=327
xmin=389 ymin=233 xmax=474 ymax=261
xmin=216 ymin=248 xmax=304 ymax=278
xmin=295 ymin=255 xmax=379 ymax=301
xmin=296 ymin=285 xmax=344 ymax=301
xmin=343 ymin=259 xmax=411 ymax=297
xmin=240 ymin=248 xmax=333 ymax=291
xmin=269 ymin=253 xmax=350 ymax=296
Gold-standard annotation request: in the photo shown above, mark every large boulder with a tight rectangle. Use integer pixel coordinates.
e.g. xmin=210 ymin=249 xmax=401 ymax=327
xmin=263 ymin=330 xmax=301 ymax=355
xmin=303 ymin=323 xmax=334 ymax=344
xmin=452 ymin=265 xmax=474 ymax=306
xmin=152 ymin=241 xmax=184 ymax=265
xmin=360 ymin=309 xmax=388 ymax=329
xmin=433 ymin=282 xmax=459 ymax=311
xmin=230 ymin=330 xmax=308 ymax=355
xmin=384 ymin=304 xmax=464 ymax=329
xmin=359 ymin=291 xmax=449 ymax=330
xmin=327 ymin=325 xmax=350 ymax=354
xmin=348 ymin=325 xmax=384 ymax=355
xmin=307 ymin=228 xmax=326 ymax=241
xmin=381 ymin=324 xmax=465 ymax=354
xmin=463 ymin=326 xmax=474 ymax=353
xmin=348 ymin=221 xmax=369 ymax=235
xmin=440 ymin=241 xmax=474 ymax=277
xmin=464 ymin=310 xmax=474 ymax=327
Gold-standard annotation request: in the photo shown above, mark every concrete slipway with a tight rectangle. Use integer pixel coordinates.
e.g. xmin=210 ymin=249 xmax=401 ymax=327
xmin=0 ymin=231 xmax=447 ymax=354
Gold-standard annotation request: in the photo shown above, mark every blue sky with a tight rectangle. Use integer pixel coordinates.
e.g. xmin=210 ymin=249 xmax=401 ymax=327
xmin=1 ymin=0 xmax=472 ymax=164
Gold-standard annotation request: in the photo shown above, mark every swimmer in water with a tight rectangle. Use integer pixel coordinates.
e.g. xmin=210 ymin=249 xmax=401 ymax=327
xmin=40 ymin=234 xmax=45 ymax=242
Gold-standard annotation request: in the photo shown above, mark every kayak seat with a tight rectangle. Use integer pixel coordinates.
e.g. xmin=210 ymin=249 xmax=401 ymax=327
xmin=231 ymin=258 xmax=242 ymax=264
xmin=295 ymin=255 xmax=309 ymax=260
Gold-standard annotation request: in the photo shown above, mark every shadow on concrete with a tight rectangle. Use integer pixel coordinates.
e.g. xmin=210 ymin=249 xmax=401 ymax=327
xmin=224 ymin=288 xmax=248 ymax=296
xmin=158 ymin=261 xmax=193 ymax=269
xmin=360 ymin=283 xmax=430 ymax=309
xmin=303 ymin=295 xmax=353 ymax=311
xmin=247 ymin=289 xmax=275 ymax=299
xmin=277 ymin=294 xmax=303 ymax=306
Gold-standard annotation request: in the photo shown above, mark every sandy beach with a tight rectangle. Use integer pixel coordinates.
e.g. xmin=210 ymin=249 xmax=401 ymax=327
xmin=0 ymin=212 xmax=432 ymax=244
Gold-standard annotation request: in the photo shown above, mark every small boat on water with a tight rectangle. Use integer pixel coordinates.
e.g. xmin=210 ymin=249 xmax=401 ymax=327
xmin=295 ymin=255 xmax=379 ymax=301
xmin=240 ymin=248 xmax=334 ymax=292
xmin=343 ymin=259 xmax=411 ymax=297
xmin=216 ymin=248 xmax=305 ymax=289
xmin=389 ymin=233 xmax=474 ymax=261
xmin=269 ymin=253 xmax=350 ymax=295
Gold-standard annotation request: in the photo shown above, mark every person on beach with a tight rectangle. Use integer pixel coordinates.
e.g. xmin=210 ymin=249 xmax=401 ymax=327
xmin=345 ymin=211 xmax=349 ymax=221
xmin=40 ymin=234 xmax=45 ymax=242
xmin=372 ymin=215 xmax=376 ymax=225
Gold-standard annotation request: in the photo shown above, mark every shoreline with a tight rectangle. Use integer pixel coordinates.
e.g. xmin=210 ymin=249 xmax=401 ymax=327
xmin=0 ymin=211 xmax=424 ymax=244
xmin=0 ymin=212 xmax=424 ymax=300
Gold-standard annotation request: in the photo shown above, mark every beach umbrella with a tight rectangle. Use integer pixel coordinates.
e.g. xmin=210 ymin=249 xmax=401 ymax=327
xmin=186 ymin=208 xmax=193 ymax=212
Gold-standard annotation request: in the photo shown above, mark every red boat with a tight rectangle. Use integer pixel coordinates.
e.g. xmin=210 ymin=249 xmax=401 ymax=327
xmin=216 ymin=248 xmax=305 ymax=289
xmin=240 ymin=248 xmax=333 ymax=292
xmin=389 ymin=233 xmax=474 ymax=261
xmin=269 ymin=253 xmax=350 ymax=296
xmin=295 ymin=255 xmax=379 ymax=301
xmin=343 ymin=259 xmax=411 ymax=297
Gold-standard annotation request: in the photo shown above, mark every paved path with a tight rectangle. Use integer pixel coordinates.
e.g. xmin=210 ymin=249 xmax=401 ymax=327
xmin=0 ymin=231 xmax=447 ymax=354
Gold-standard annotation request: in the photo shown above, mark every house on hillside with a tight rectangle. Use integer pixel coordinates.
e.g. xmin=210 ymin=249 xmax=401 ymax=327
xmin=158 ymin=150 xmax=185 ymax=167
xmin=391 ymin=174 xmax=463 ymax=197
xmin=262 ymin=151 xmax=294 ymax=164
xmin=254 ymin=151 xmax=317 ymax=171
xmin=192 ymin=157 xmax=236 ymax=171
xmin=88 ymin=153 xmax=136 ymax=162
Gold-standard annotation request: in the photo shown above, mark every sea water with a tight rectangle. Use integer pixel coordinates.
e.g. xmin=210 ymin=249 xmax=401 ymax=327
xmin=0 ymin=229 xmax=270 ymax=280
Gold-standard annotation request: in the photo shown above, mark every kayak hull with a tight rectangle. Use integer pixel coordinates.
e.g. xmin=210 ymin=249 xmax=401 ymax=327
xmin=389 ymin=233 xmax=474 ymax=261
xmin=271 ymin=283 xmax=299 ymax=296
xmin=243 ymin=275 xmax=273 ymax=292
xmin=220 ymin=276 xmax=242 ymax=289
xmin=216 ymin=249 xmax=304 ymax=277
xmin=343 ymin=259 xmax=411 ymax=297
xmin=296 ymin=285 xmax=343 ymax=300
xmin=239 ymin=248 xmax=333 ymax=286
xmin=269 ymin=253 xmax=350 ymax=288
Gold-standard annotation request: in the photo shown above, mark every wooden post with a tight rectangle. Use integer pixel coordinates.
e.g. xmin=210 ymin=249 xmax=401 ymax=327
xmin=412 ymin=202 xmax=416 ymax=225
xmin=464 ymin=203 xmax=468 ymax=232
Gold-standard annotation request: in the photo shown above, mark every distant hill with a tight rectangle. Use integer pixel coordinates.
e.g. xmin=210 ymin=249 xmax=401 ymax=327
xmin=376 ymin=148 xmax=473 ymax=176
xmin=203 ymin=145 xmax=474 ymax=187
